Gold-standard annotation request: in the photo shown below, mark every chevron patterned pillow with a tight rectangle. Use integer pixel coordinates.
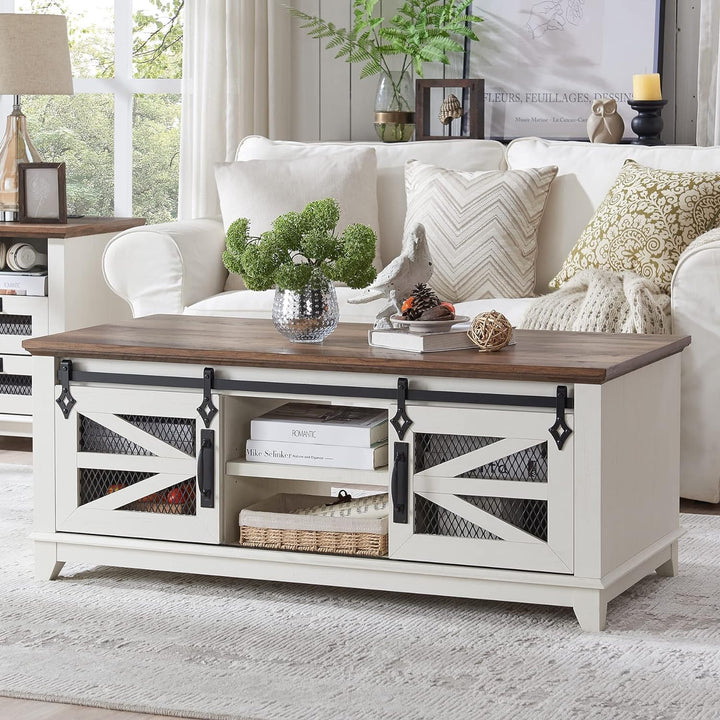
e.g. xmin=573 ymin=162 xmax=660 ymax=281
xmin=403 ymin=160 xmax=558 ymax=302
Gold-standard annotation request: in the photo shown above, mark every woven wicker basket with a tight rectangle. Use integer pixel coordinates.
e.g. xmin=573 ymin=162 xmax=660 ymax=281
xmin=239 ymin=493 xmax=388 ymax=557
xmin=240 ymin=526 xmax=388 ymax=556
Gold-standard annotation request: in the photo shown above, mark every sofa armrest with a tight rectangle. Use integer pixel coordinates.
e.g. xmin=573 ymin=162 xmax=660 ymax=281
xmin=671 ymin=228 xmax=720 ymax=502
xmin=103 ymin=219 xmax=228 ymax=317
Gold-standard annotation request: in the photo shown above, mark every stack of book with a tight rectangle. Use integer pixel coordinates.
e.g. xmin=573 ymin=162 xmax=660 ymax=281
xmin=0 ymin=268 xmax=48 ymax=296
xmin=245 ymin=402 xmax=389 ymax=470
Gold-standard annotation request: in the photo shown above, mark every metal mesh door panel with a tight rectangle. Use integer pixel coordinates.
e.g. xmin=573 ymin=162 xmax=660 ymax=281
xmin=0 ymin=374 xmax=31 ymax=395
xmin=415 ymin=432 xmax=548 ymax=482
xmin=79 ymin=469 xmax=197 ymax=516
xmin=119 ymin=415 xmax=196 ymax=455
xmin=79 ymin=468 xmax=155 ymax=505
xmin=121 ymin=478 xmax=197 ymax=516
xmin=414 ymin=494 xmax=500 ymax=539
xmin=0 ymin=314 xmax=32 ymax=335
xmin=78 ymin=414 xmax=196 ymax=455
xmin=79 ymin=416 xmax=154 ymax=455
xmin=414 ymin=494 xmax=548 ymax=541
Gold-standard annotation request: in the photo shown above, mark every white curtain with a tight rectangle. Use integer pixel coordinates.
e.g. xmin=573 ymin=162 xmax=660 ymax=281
xmin=178 ymin=0 xmax=292 ymax=219
xmin=697 ymin=0 xmax=720 ymax=146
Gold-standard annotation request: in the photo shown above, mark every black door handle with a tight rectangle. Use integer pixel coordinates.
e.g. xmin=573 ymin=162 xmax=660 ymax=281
xmin=197 ymin=428 xmax=214 ymax=508
xmin=391 ymin=442 xmax=409 ymax=524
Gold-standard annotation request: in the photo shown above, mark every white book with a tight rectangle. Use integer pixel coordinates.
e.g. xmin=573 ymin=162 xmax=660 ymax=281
xmin=250 ymin=402 xmax=388 ymax=447
xmin=368 ymin=327 xmax=477 ymax=353
xmin=0 ymin=269 xmax=48 ymax=296
xmin=245 ymin=438 xmax=388 ymax=470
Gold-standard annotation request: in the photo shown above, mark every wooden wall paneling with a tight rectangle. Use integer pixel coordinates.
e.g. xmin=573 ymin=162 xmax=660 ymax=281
xmin=290 ymin=0 xmax=321 ymax=140
xmin=674 ymin=0 xmax=700 ymax=145
xmin=662 ymin=0 xmax=678 ymax=144
xmin=350 ymin=57 xmax=379 ymax=141
xmin=318 ymin=0 xmax=352 ymax=140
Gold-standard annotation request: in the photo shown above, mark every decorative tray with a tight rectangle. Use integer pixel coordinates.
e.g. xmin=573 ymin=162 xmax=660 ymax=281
xmin=389 ymin=314 xmax=470 ymax=333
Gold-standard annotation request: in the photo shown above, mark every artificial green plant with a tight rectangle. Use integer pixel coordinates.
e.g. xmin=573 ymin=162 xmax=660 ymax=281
xmin=222 ymin=198 xmax=377 ymax=293
xmin=290 ymin=0 xmax=482 ymax=97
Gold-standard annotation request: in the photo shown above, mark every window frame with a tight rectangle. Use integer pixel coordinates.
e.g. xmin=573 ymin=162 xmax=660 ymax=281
xmin=0 ymin=0 xmax=182 ymax=218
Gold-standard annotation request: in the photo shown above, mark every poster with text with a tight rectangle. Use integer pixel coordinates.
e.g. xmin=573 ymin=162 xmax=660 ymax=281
xmin=470 ymin=0 xmax=662 ymax=140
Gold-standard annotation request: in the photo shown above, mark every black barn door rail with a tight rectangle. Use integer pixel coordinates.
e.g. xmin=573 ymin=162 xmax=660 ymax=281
xmin=57 ymin=364 xmax=575 ymax=413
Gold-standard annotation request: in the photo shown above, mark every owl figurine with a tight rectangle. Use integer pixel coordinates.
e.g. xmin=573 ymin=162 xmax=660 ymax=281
xmin=587 ymin=98 xmax=625 ymax=144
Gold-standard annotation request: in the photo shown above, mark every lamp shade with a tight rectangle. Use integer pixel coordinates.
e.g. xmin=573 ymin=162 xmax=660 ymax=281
xmin=0 ymin=14 xmax=73 ymax=95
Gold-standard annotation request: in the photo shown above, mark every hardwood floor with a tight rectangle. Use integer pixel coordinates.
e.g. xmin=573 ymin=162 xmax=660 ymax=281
xmin=0 ymin=697 xmax=199 ymax=720
xmin=1 ymin=441 xmax=717 ymax=719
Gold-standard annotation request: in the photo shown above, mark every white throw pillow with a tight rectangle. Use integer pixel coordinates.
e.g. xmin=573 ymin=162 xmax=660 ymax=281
xmin=403 ymin=160 xmax=558 ymax=303
xmin=235 ymin=135 xmax=508 ymax=267
xmin=215 ymin=148 xmax=379 ymax=290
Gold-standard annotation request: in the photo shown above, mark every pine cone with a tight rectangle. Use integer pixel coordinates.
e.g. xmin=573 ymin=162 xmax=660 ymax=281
xmin=402 ymin=283 xmax=440 ymax=320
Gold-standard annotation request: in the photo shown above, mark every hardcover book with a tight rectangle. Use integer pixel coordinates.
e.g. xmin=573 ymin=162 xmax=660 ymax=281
xmin=0 ymin=269 xmax=48 ymax=296
xmin=368 ymin=327 xmax=477 ymax=353
xmin=245 ymin=438 xmax=389 ymax=470
xmin=250 ymin=403 xmax=388 ymax=447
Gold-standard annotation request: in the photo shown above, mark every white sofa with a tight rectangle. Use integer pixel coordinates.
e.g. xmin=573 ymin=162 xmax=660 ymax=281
xmin=103 ymin=136 xmax=720 ymax=503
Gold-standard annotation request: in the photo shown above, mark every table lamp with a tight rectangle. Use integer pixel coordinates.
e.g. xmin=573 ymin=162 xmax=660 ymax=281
xmin=0 ymin=14 xmax=73 ymax=221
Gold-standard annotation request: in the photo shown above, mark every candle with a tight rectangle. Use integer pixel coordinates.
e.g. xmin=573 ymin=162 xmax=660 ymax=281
xmin=633 ymin=73 xmax=662 ymax=101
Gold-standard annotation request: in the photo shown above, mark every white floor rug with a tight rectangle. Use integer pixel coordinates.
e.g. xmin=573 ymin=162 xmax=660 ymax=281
xmin=1 ymin=463 xmax=719 ymax=720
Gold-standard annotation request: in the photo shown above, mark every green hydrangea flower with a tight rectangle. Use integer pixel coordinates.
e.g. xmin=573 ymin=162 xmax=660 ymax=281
xmin=222 ymin=197 xmax=377 ymax=291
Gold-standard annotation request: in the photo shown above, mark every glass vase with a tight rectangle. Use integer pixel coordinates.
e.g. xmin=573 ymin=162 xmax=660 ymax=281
xmin=374 ymin=70 xmax=415 ymax=143
xmin=272 ymin=275 xmax=339 ymax=343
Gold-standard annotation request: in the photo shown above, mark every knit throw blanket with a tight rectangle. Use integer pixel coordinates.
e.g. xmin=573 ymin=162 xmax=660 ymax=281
xmin=519 ymin=269 xmax=671 ymax=334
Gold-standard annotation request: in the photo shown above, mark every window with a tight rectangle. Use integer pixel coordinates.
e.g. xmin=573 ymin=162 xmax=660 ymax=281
xmin=1 ymin=0 xmax=183 ymax=223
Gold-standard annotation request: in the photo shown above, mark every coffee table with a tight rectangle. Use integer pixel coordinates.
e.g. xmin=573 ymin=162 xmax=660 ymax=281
xmin=24 ymin=316 xmax=690 ymax=631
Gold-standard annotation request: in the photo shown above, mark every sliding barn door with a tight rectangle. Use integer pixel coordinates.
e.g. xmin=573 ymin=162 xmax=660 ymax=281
xmin=55 ymin=386 xmax=220 ymax=543
xmin=389 ymin=405 xmax=573 ymax=574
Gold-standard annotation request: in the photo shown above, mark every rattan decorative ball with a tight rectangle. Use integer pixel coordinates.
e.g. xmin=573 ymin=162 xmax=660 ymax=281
xmin=467 ymin=311 xmax=513 ymax=352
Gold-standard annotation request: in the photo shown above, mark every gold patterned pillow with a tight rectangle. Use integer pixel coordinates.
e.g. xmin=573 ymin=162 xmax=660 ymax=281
xmin=549 ymin=160 xmax=720 ymax=293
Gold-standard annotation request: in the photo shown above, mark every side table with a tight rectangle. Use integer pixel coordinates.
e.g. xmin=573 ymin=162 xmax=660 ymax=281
xmin=0 ymin=217 xmax=144 ymax=436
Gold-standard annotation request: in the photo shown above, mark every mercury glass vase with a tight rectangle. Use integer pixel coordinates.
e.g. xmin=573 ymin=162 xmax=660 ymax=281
xmin=272 ymin=276 xmax=339 ymax=343
xmin=374 ymin=70 xmax=415 ymax=143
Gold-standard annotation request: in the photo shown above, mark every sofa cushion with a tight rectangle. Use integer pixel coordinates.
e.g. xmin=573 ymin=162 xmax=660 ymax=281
xmin=550 ymin=160 xmax=720 ymax=293
xmin=215 ymin=148 xmax=379 ymax=291
xmin=185 ymin=286 xmax=387 ymax=323
xmin=403 ymin=160 xmax=557 ymax=303
xmin=184 ymin=287 xmax=532 ymax=327
xmin=507 ymin=137 xmax=720 ymax=293
xmin=235 ymin=135 xmax=507 ymax=267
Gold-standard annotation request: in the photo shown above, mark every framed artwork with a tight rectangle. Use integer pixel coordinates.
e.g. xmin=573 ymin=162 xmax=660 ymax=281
xmin=469 ymin=0 xmax=664 ymax=140
xmin=415 ymin=79 xmax=485 ymax=140
xmin=18 ymin=162 xmax=67 ymax=224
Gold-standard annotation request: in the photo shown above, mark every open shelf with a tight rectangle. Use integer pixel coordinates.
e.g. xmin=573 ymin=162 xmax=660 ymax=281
xmin=225 ymin=458 xmax=388 ymax=487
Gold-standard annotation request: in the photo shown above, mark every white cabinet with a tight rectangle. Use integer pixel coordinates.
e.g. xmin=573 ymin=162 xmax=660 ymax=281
xmin=0 ymin=217 xmax=143 ymax=436
xmin=388 ymin=404 xmax=573 ymax=573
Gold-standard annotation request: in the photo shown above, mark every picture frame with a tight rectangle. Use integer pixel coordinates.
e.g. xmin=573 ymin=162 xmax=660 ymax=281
xmin=415 ymin=79 xmax=485 ymax=141
xmin=18 ymin=162 xmax=67 ymax=224
xmin=471 ymin=0 xmax=664 ymax=141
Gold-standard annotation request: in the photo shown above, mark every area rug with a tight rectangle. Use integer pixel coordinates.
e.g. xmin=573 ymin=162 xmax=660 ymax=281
xmin=1 ymin=463 xmax=719 ymax=720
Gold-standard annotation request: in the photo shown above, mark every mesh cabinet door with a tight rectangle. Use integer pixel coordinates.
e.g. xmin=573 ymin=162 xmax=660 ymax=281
xmin=56 ymin=385 xmax=220 ymax=543
xmin=388 ymin=404 xmax=573 ymax=573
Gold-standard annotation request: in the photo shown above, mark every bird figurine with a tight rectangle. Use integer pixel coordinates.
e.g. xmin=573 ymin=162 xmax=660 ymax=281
xmin=587 ymin=98 xmax=625 ymax=144
xmin=347 ymin=223 xmax=434 ymax=329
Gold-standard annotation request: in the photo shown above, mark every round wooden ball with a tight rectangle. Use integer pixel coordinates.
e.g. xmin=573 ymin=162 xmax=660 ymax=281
xmin=467 ymin=311 xmax=513 ymax=352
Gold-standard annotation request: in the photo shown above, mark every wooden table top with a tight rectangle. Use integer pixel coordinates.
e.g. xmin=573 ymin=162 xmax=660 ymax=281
xmin=0 ymin=217 xmax=144 ymax=238
xmin=23 ymin=315 xmax=691 ymax=384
